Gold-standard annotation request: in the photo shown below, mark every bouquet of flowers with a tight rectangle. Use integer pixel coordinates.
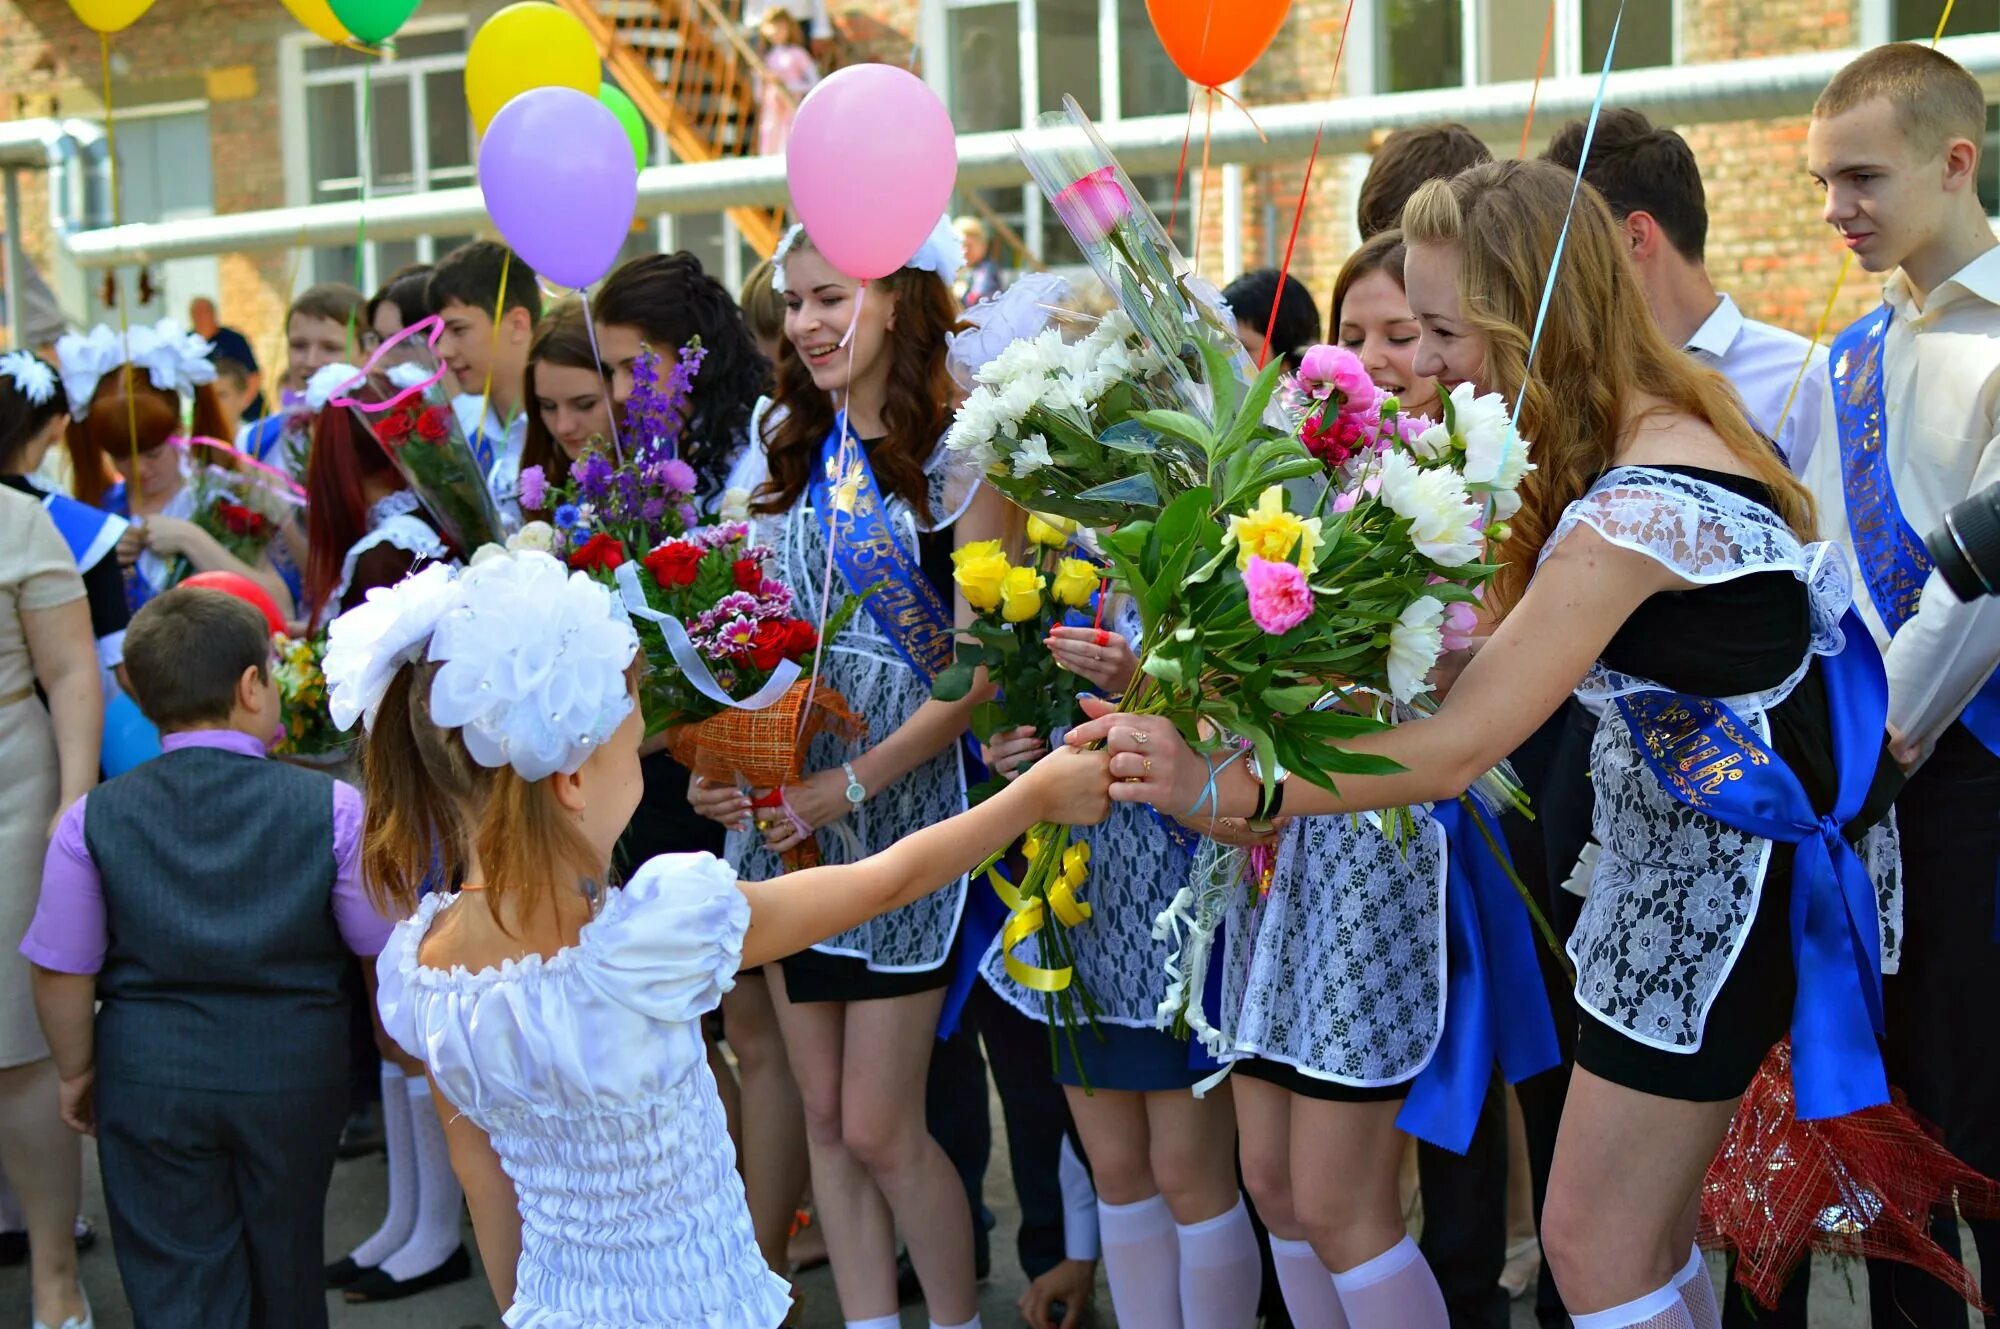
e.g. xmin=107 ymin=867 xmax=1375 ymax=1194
xmin=331 ymin=345 xmax=505 ymax=555
xmin=933 ymin=515 xmax=1102 ymax=794
xmin=271 ymin=630 xmax=345 ymax=758
xmin=164 ymin=442 xmax=300 ymax=587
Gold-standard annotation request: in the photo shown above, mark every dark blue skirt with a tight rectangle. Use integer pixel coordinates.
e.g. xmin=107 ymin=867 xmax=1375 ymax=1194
xmin=1052 ymin=1021 xmax=1207 ymax=1092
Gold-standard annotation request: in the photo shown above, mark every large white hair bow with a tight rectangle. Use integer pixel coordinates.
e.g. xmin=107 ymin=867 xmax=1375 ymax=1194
xmin=55 ymin=318 xmax=218 ymax=419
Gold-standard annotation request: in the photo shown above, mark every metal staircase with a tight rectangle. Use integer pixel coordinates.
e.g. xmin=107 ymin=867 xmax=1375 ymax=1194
xmin=557 ymin=0 xmax=787 ymax=255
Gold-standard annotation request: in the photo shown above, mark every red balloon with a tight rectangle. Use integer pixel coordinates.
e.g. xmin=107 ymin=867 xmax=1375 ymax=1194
xmin=1145 ymin=0 xmax=1293 ymax=88
xmin=179 ymin=571 xmax=286 ymax=634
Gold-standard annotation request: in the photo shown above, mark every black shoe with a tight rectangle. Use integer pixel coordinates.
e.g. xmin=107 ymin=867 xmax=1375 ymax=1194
xmin=324 ymin=1255 xmax=369 ymax=1289
xmin=337 ymin=1103 xmax=386 ymax=1160
xmin=341 ymin=1245 xmax=472 ymax=1302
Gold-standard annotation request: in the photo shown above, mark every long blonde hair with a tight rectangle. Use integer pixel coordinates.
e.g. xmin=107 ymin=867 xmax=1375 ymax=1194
xmin=1400 ymin=160 xmax=1814 ymax=611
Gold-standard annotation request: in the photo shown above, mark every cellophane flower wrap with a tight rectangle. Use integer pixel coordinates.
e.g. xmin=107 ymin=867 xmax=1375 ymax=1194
xmin=170 ymin=439 xmax=300 ymax=585
xmin=335 ymin=348 xmax=505 ymax=555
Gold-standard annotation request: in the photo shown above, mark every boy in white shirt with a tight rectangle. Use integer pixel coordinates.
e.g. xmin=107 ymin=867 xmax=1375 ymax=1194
xmin=1799 ymin=40 xmax=2000 ymax=1322
xmin=426 ymin=242 xmax=540 ymax=527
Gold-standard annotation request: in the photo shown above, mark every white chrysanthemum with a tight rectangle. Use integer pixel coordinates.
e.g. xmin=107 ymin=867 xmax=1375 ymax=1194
xmin=1379 ymin=450 xmax=1484 ymax=567
xmin=998 ymin=374 xmax=1044 ymax=423
xmin=1388 ymin=594 xmax=1445 ymax=703
xmin=947 ymin=386 xmax=1002 ymax=456
xmin=1012 ymin=433 xmax=1054 ymax=478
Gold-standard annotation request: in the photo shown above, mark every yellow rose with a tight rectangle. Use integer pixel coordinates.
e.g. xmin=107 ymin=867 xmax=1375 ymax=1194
xmin=1000 ymin=565 xmax=1047 ymax=623
xmin=1228 ymin=484 xmax=1324 ymax=572
xmin=1025 ymin=511 xmax=1078 ymax=547
xmin=951 ymin=538 xmax=1005 ymax=570
xmin=954 ymin=551 xmax=1011 ymax=613
xmin=1050 ymin=557 xmax=1100 ymax=609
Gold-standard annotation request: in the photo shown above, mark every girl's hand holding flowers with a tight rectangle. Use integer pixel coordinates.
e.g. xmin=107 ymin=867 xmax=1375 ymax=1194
xmin=689 ymin=772 xmax=752 ymax=833
xmin=1044 ymin=625 xmax=1138 ymax=695
xmin=982 ymin=725 xmax=1048 ymax=782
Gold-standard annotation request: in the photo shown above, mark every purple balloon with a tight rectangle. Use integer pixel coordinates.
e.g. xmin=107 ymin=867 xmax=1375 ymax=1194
xmin=478 ymin=88 xmax=639 ymax=290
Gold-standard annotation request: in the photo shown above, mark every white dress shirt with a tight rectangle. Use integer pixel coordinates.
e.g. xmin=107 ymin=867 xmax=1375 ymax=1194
xmin=1798 ymin=244 xmax=2000 ymax=755
xmin=1685 ymin=293 xmax=1829 ymax=468
xmin=452 ymin=395 xmax=529 ymax=532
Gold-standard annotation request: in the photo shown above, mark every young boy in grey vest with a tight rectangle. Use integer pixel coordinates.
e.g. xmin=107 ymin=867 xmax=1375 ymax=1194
xmin=21 ymin=585 xmax=394 ymax=1329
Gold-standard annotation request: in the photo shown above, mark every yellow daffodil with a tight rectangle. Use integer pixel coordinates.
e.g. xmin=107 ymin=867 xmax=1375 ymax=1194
xmin=1050 ymin=557 xmax=1100 ymax=609
xmin=954 ymin=549 xmax=1011 ymax=613
xmin=1001 ymin=565 xmax=1048 ymax=623
xmin=1228 ymin=485 xmax=1323 ymax=573
xmin=1025 ymin=511 xmax=1078 ymax=547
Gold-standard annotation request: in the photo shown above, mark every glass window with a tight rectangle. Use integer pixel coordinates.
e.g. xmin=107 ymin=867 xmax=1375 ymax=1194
xmin=302 ymin=27 xmax=476 ymax=288
xmin=1038 ymin=0 xmax=1102 ymax=118
xmin=1892 ymin=1 xmax=2000 ymax=214
xmin=1381 ymin=0 xmax=1463 ymax=92
xmin=948 ymin=4 xmax=1021 ymax=134
xmin=1482 ymin=0 xmax=1547 ymax=83
xmin=1581 ymin=0 xmax=1672 ymax=72
xmin=1120 ymin=0 xmax=1185 ymax=118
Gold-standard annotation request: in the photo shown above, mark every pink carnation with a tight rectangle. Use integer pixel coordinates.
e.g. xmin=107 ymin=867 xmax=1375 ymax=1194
xmin=1440 ymin=600 xmax=1479 ymax=652
xmin=1244 ymin=556 xmax=1315 ymax=635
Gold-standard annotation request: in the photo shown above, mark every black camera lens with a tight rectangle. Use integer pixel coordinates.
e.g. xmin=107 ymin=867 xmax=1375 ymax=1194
xmin=1926 ymin=482 xmax=2000 ymax=602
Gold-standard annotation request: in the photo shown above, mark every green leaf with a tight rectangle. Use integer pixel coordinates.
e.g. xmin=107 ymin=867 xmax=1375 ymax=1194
xmin=932 ymin=657 xmax=978 ymax=703
xmin=1131 ymin=409 xmax=1216 ymax=451
xmin=1260 ymin=683 xmax=1326 ymax=715
xmin=970 ymin=700 xmax=1008 ymax=743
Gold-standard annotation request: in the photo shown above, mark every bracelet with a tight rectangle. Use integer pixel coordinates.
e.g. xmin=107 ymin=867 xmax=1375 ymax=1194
xmin=1248 ymin=776 xmax=1288 ymax=832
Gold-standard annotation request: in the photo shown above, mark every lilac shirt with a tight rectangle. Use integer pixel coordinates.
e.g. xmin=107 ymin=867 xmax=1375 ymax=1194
xmin=22 ymin=729 xmax=393 ymax=974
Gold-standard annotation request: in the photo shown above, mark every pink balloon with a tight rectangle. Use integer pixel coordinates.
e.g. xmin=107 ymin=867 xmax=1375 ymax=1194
xmin=478 ymin=87 xmax=638 ymax=290
xmin=785 ymin=65 xmax=958 ymax=282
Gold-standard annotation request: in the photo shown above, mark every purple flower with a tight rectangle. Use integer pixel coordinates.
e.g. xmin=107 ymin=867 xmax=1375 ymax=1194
xmin=659 ymin=459 xmax=697 ymax=494
xmin=641 ymin=497 xmax=668 ymax=523
xmin=678 ymin=503 xmax=700 ymax=530
xmin=518 ymin=465 xmax=547 ymax=512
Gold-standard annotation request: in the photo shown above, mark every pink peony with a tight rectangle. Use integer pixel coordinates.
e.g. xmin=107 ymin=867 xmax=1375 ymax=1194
xmin=1051 ymin=167 xmax=1132 ymax=245
xmin=1244 ymin=556 xmax=1315 ymax=635
xmin=1440 ymin=600 xmax=1479 ymax=652
xmin=1330 ymin=473 xmax=1382 ymax=514
xmin=1297 ymin=343 xmax=1381 ymax=413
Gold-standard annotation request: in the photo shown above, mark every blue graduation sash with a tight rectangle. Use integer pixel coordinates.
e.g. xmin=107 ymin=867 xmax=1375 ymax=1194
xmin=809 ymin=427 xmax=956 ymax=686
xmin=1612 ymin=610 xmax=1890 ymax=1121
xmin=1832 ymin=305 xmax=2000 ymax=755
xmin=1399 ymin=799 xmax=1563 ymax=1154
xmin=39 ymin=491 xmax=126 ymax=574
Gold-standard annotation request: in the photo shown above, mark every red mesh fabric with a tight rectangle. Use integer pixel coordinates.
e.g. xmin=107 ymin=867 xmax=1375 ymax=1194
xmin=1700 ymin=1039 xmax=2000 ymax=1312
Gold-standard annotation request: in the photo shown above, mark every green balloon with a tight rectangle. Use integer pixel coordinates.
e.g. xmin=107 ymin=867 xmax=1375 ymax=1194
xmin=598 ymin=83 xmax=649 ymax=172
xmin=327 ymin=0 xmax=421 ymax=45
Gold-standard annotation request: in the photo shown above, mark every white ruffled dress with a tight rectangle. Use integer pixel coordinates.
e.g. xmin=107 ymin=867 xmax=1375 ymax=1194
xmin=376 ymin=854 xmax=794 ymax=1329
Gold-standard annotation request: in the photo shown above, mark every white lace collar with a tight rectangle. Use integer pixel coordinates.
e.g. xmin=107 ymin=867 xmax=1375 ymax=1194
xmin=367 ymin=489 xmax=422 ymax=531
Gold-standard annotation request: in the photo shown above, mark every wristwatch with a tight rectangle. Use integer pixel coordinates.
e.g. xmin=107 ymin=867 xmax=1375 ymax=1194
xmin=841 ymin=760 xmax=867 ymax=808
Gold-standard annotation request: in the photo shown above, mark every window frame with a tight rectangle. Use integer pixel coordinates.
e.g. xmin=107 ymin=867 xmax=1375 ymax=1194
xmin=1348 ymin=0 xmax=1683 ymax=98
xmin=279 ymin=15 xmax=476 ymax=295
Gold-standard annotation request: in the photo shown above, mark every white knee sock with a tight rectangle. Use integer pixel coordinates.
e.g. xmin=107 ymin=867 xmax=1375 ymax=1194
xmin=1672 ymin=1246 xmax=1719 ymax=1329
xmin=1098 ymin=1194 xmax=1185 ymax=1329
xmin=348 ymin=1064 xmax=414 ymax=1267
xmin=1059 ymin=1135 xmax=1101 ymax=1262
xmin=929 ymin=1317 xmax=983 ymax=1329
xmin=1268 ymin=1233 xmax=1348 ymax=1328
xmin=845 ymin=1317 xmax=901 ymax=1329
xmin=1571 ymin=1277 xmax=1698 ymax=1329
xmin=1176 ymin=1195 xmax=1263 ymax=1329
xmin=1329 ymin=1234 xmax=1448 ymax=1329
xmin=378 ymin=1073 xmax=464 ymax=1280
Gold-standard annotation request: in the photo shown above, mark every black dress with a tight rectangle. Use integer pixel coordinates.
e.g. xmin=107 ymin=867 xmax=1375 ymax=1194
xmin=1563 ymin=467 xmax=1900 ymax=1101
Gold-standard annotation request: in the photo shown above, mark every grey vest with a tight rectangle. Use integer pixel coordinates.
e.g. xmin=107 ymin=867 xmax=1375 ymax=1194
xmin=82 ymin=744 xmax=349 ymax=1091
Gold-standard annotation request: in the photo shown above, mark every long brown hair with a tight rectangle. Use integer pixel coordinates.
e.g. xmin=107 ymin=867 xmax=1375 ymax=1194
xmin=1400 ymin=160 xmax=1814 ymax=612
xmin=1329 ymin=228 xmax=1410 ymax=341
xmin=755 ymin=234 xmax=966 ymax=516
xmin=519 ymin=296 xmax=604 ymax=514
xmin=361 ymin=657 xmax=635 ymax=925
xmin=65 ymin=376 xmax=230 ymax=510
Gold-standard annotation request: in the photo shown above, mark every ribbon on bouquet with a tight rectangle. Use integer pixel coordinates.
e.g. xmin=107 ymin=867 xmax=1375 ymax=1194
xmin=1398 ymin=798 xmax=1563 ymax=1155
xmin=987 ymin=856 xmax=1094 ymax=993
xmin=611 ymin=560 xmax=802 ymax=713
xmin=1612 ymin=611 xmax=1892 ymax=1122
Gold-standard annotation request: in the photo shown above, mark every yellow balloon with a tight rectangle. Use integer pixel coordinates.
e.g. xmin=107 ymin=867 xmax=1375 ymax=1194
xmin=65 ymin=0 xmax=155 ymax=32
xmin=279 ymin=0 xmax=353 ymax=44
xmin=467 ymin=3 xmax=602 ymax=134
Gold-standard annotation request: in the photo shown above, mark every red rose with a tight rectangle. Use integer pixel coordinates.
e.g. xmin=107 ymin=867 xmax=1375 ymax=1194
xmin=746 ymin=620 xmax=789 ymax=672
xmin=644 ymin=541 xmax=704 ymax=588
xmin=373 ymin=410 xmax=416 ymax=446
xmin=779 ymin=618 xmax=818 ymax=659
xmin=567 ymin=532 xmax=626 ymax=572
xmin=415 ymin=407 xmax=450 ymax=442
xmin=732 ymin=558 xmax=764 ymax=593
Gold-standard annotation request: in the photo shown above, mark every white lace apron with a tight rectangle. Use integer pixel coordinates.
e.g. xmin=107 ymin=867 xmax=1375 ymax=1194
xmin=723 ymin=431 xmax=983 ymax=972
xmin=1546 ymin=467 xmax=1902 ymax=1053
xmin=323 ymin=491 xmax=448 ymax=625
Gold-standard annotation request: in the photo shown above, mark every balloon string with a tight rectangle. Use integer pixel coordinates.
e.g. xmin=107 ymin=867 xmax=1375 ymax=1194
xmin=1517 ymin=0 xmax=1557 ymax=158
xmin=1260 ymin=0 xmax=1356 ymax=370
xmin=351 ymin=56 xmax=373 ymax=349
xmin=1516 ymin=0 xmax=1622 ymax=427
xmin=1193 ymin=87 xmax=1215 ymax=273
xmin=1773 ymin=0 xmax=1955 ymax=442
xmin=1208 ymin=85 xmax=1268 ymax=143
xmin=579 ymin=291 xmax=627 ymax=463
xmin=476 ymin=248 xmax=516 ymax=459
xmin=100 ymin=31 xmax=140 ymax=512
xmin=798 ymin=281 xmax=867 ymax=746
xmin=1166 ymin=92 xmax=1197 ymax=245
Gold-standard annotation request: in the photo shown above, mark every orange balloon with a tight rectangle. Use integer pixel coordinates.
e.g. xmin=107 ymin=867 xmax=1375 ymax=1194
xmin=1144 ymin=0 xmax=1292 ymax=89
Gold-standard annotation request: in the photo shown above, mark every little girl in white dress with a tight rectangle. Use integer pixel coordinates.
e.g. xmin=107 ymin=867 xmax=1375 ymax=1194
xmin=324 ymin=550 xmax=1111 ymax=1328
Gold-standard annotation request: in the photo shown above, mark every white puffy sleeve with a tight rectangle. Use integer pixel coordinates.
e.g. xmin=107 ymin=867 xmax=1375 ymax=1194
xmin=373 ymin=897 xmax=447 ymax=1060
xmin=578 ymin=853 xmax=749 ymax=1023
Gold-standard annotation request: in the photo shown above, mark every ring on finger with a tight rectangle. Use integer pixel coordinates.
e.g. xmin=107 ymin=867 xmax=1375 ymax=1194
xmin=1132 ymin=728 xmax=1151 ymax=745
xmin=1143 ymin=757 xmax=1154 ymax=773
